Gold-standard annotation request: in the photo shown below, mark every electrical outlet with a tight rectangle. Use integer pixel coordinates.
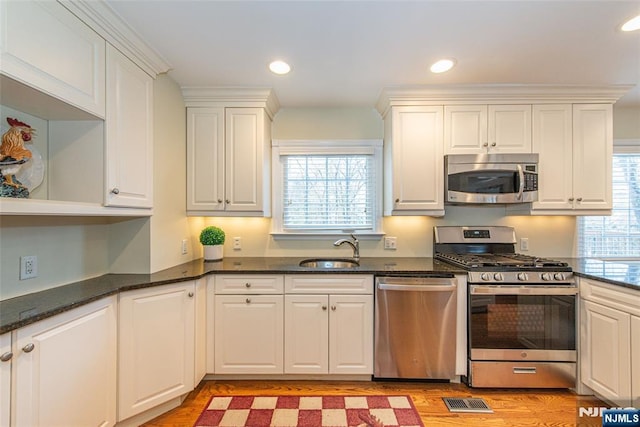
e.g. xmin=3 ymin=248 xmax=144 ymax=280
xmin=233 ymin=237 xmax=242 ymax=250
xmin=181 ymin=239 xmax=188 ymax=255
xmin=520 ymin=237 xmax=529 ymax=251
xmin=20 ymin=255 xmax=38 ymax=280
xmin=384 ymin=237 xmax=397 ymax=250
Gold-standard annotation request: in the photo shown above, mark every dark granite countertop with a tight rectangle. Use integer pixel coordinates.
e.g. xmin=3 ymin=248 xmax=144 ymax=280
xmin=1 ymin=256 xmax=638 ymax=335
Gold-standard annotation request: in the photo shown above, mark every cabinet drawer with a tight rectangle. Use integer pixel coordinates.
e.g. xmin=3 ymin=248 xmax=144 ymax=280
xmin=580 ymin=278 xmax=640 ymax=316
xmin=285 ymin=275 xmax=373 ymax=294
xmin=215 ymin=275 xmax=284 ymax=294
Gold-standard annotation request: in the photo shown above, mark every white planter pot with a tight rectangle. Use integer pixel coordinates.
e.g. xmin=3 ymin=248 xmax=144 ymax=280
xmin=203 ymin=244 xmax=223 ymax=261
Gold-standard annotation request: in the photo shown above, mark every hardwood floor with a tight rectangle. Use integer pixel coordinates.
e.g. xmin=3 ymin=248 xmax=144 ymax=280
xmin=142 ymin=380 xmax=604 ymax=427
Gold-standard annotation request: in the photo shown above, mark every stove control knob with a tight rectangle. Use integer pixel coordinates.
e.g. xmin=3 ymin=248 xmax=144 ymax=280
xmin=493 ymin=273 xmax=504 ymax=281
xmin=481 ymin=272 xmax=492 ymax=281
xmin=541 ymin=273 xmax=552 ymax=281
xmin=554 ymin=273 xmax=566 ymax=281
xmin=517 ymin=272 xmax=529 ymax=281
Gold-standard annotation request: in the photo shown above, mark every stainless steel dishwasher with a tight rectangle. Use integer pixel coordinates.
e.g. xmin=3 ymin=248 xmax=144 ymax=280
xmin=374 ymin=276 xmax=457 ymax=380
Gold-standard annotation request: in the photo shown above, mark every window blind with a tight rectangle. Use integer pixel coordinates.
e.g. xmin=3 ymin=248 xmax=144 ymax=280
xmin=578 ymin=153 xmax=640 ymax=257
xmin=282 ymin=154 xmax=375 ymax=231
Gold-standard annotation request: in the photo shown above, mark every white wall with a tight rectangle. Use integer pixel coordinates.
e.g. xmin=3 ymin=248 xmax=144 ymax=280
xmin=613 ymin=106 xmax=640 ymax=140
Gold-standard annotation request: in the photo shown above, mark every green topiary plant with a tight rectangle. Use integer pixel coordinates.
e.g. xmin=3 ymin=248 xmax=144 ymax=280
xmin=199 ymin=225 xmax=225 ymax=246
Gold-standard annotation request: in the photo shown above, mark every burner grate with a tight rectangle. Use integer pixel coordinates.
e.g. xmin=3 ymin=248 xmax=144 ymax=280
xmin=442 ymin=397 xmax=493 ymax=413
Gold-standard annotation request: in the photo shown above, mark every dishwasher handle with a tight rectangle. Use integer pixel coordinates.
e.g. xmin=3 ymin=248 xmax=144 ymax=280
xmin=377 ymin=280 xmax=456 ymax=292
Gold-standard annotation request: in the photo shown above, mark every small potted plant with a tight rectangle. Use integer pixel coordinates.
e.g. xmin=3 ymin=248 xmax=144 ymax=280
xmin=199 ymin=225 xmax=225 ymax=261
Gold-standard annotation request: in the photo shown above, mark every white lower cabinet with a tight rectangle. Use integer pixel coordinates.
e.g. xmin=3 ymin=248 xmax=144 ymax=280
xmin=12 ymin=296 xmax=117 ymax=427
xmin=1 ymin=333 xmax=12 ymax=427
xmin=118 ymin=282 xmax=196 ymax=421
xmin=580 ymin=278 xmax=639 ymax=407
xmin=213 ymin=275 xmax=284 ymax=374
xmin=284 ymin=275 xmax=373 ymax=375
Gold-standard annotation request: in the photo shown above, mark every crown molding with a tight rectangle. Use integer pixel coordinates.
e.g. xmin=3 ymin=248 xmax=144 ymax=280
xmin=182 ymin=87 xmax=281 ymax=119
xmin=59 ymin=0 xmax=171 ymax=77
xmin=376 ymin=84 xmax=635 ymax=117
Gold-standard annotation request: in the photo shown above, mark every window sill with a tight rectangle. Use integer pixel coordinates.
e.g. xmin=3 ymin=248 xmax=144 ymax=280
xmin=270 ymin=232 xmax=385 ymax=241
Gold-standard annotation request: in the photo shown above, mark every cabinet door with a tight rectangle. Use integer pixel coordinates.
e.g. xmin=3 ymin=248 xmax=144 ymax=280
xmin=444 ymin=105 xmax=487 ymax=154
xmin=284 ymin=295 xmax=329 ymax=374
xmin=0 ymin=1 xmax=106 ymax=117
xmin=194 ymin=279 xmax=207 ymax=386
xmin=118 ymin=282 xmax=195 ymax=421
xmin=105 ymin=44 xmax=153 ymax=208
xmin=572 ymin=104 xmax=612 ymax=211
xmin=225 ymin=108 xmax=270 ymax=214
xmin=328 ymin=294 xmax=373 ymax=375
xmin=488 ymin=105 xmax=532 ymax=153
xmin=187 ymin=107 xmax=225 ymax=212
xmin=14 ymin=297 xmax=117 ymax=427
xmin=532 ymin=104 xmax=574 ymax=210
xmin=0 ymin=333 xmax=10 ymax=427
xmin=387 ymin=106 xmax=444 ymax=214
xmin=632 ymin=316 xmax=640 ymax=408
xmin=581 ymin=300 xmax=631 ymax=406
xmin=214 ymin=295 xmax=283 ymax=374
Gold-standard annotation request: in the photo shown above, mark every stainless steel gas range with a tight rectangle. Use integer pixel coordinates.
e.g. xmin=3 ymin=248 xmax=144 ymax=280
xmin=434 ymin=226 xmax=577 ymax=389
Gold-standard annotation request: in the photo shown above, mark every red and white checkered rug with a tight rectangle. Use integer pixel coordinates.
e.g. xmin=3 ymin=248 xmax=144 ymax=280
xmin=193 ymin=395 xmax=425 ymax=427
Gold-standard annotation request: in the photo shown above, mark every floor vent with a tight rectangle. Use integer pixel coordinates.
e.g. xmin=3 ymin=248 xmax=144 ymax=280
xmin=442 ymin=397 xmax=493 ymax=413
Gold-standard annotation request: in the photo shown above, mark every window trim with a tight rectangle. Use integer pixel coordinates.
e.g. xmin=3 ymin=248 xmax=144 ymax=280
xmin=270 ymin=139 xmax=384 ymax=240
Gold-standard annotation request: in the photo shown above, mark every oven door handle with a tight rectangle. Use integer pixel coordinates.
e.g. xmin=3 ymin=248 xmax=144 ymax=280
xmin=516 ymin=164 xmax=524 ymax=200
xmin=470 ymin=285 xmax=577 ymax=296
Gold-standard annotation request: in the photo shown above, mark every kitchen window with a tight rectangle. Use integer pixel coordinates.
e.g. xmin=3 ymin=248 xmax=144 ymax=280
xmin=578 ymin=142 xmax=640 ymax=258
xmin=271 ymin=140 xmax=383 ymax=238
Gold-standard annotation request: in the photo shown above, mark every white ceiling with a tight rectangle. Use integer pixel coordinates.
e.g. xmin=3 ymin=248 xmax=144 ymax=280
xmin=105 ymin=0 xmax=640 ymax=108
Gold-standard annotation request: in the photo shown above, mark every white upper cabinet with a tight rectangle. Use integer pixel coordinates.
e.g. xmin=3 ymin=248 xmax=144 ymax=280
xmin=531 ymin=104 xmax=612 ymax=214
xmin=384 ymin=106 xmax=444 ymax=216
xmin=0 ymin=1 xmax=106 ymax=118
xmin=184 ymin=88 xmax=279 ymax=216
xmin=104 ymin=44 xmax=154 ymax=208
xmin=444 ymin=105 xmax=532 ymax=154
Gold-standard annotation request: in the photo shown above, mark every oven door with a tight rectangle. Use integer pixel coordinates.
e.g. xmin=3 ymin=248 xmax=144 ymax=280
xmin=468 ymin=285 xmax=577 ymax=362
xmin=446 ymin=163 xmax=538 ymax=204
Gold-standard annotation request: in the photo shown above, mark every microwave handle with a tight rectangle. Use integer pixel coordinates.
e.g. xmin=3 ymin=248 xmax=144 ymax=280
xmin=516 ymin=164 xmax=524 ymax=200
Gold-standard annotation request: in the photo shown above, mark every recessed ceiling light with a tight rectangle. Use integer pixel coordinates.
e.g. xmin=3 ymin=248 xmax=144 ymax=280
xmin=430 ymin=58 xmax=456 ymax=74
xmin=621 ymin=14 xmax=640 ymax=31
xmin=269 ymin=60 xmax=291 ymax=75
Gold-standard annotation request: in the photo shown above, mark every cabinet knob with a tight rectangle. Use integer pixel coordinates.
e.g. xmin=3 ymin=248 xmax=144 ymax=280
xmin=483 ymin=142 xmax=489 ymax=147
xmin=395 ymin=198 xmax=399 ymax=203
xmin=225 ymin=199 xmax=230 ymax=204
xmin=22 ymin=343 xmax=35 ymax=353
xmin=217 ymin=199 xmax=223 ymax=203
xmin=491 ymin=142 xmax=496 ymax=147
xmin=245 ymin=298 xmax=251 ymax=304
xmin=577 ymin=197 xmax=583 ymax=202
xmin=322 ymin=305 xmax=327 ymax=311
xmin=245 ymin=282 xmax=251 ymax=288
xmin=111 ymin=188 xmax=120 ymax=195
xmin=0 ymin=352 xmax=13 ymax=362
xmin=331 ymin=305 xmax=337 ymax=311
xmin=568 ymin=197 xmax=575 ymax=202
xmin=188 ymin=292 xmax=194 ymax=298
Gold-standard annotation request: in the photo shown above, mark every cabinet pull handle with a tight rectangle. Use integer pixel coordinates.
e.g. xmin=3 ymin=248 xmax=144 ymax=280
xmin=331 ymin=305 xmax=336 ymax=311
xmin=188 ymin=292 xmax=194 ymax=298
xmin=246 ymin=298 xmax=251 ymax=304
xmin=22 ymin=343 xmax=35 ymax=353
xmin=322 ymin=305 xmax=327 ymax=310
xmin=245 ymin=283 xmax=251 ymax=288
xmin=0 ymin=352 xmax=12 ymax=362
xmin=111 ymin=188 xmax=120 ymax=195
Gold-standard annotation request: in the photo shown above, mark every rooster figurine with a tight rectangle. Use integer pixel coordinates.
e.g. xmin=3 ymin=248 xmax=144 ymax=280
xmin=0 ymin=117 xmax=35 ymax=198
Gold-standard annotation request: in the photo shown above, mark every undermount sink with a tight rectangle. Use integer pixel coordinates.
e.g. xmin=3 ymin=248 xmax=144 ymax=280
xmin=299 ymin=258 xmax=360 ymax=269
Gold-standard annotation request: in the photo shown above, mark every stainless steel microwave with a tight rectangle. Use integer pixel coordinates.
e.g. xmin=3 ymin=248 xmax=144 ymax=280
xmin=445 ymin=153 xmax=539 ymax=204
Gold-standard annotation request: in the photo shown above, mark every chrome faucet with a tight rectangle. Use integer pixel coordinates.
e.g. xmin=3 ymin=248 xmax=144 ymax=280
xmin=334 ymin=234 xmax=360 ymax=261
